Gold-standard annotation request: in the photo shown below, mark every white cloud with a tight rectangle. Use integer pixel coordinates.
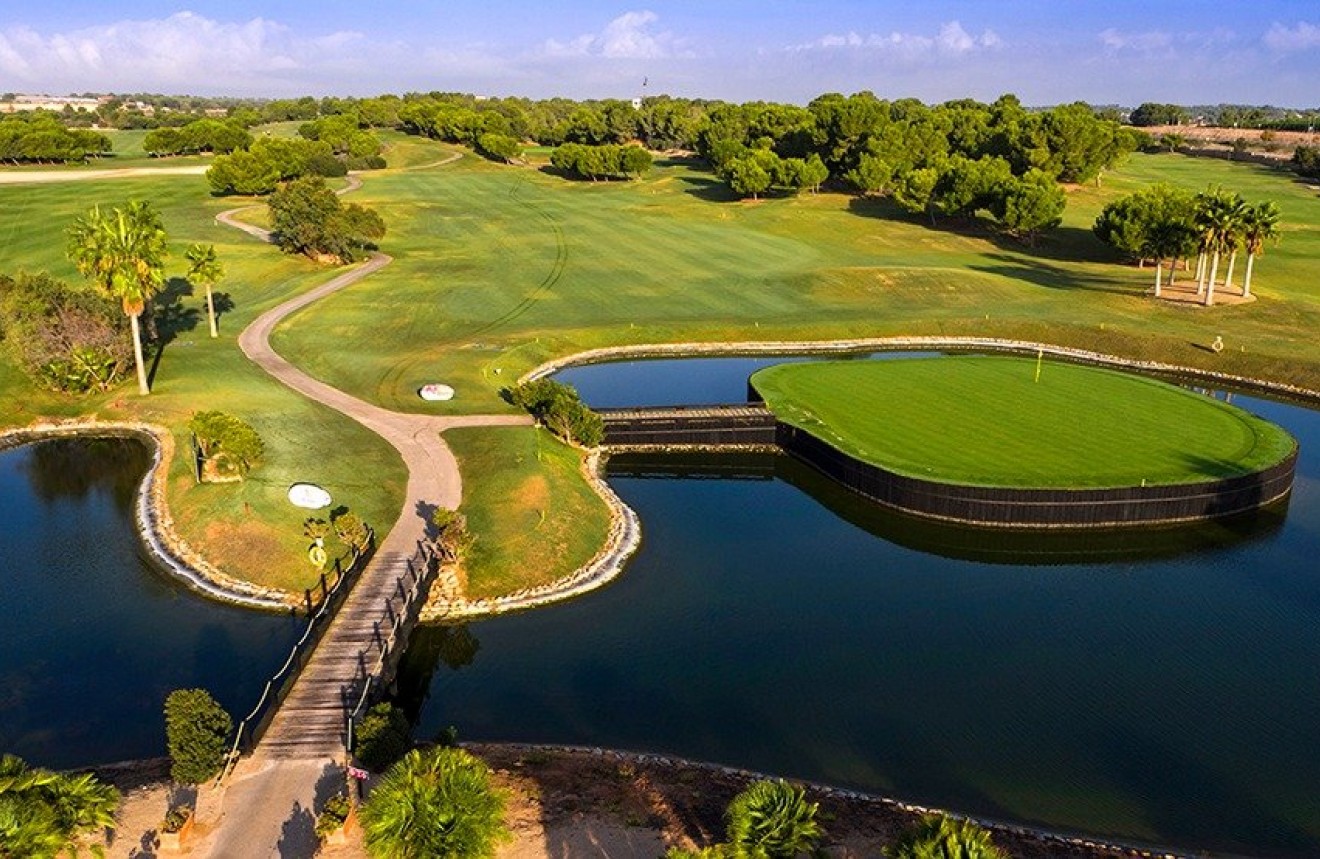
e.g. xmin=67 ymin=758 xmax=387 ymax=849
xmin=0 ymin=12 xmax=367 ymax=93
xmin=541 ymin=10 xmax=683 ymax=60
xmin=791 ymin=21 xmax=1001 ymax=60
xmin=1263 ymin=21 xmax=1320 ymax=52
xmin=1098 ymin=28 xmax=1173 ymax=52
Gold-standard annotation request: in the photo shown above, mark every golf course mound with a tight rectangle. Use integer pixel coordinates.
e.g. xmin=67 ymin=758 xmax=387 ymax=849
xmin=750 ymin=356 xmax=1297 ymax=528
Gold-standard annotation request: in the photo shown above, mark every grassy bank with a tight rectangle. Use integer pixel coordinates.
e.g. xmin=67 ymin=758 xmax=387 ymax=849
xmin=445 ymin=426 xmax=611 ymax=600
xmin=270 ymin=151 xmax=1320 ymax=418
xmin=752 ymin=356 xmax=1295 ymax=488
xmin=0 ymin=171 xmax=408 ymax=593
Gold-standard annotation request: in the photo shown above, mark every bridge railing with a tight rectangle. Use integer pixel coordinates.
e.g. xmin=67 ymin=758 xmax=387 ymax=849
xmin=345 ymin=538 xmax=439 ymax=757
xmin=217 ymin=529 xmax=376 ymax=784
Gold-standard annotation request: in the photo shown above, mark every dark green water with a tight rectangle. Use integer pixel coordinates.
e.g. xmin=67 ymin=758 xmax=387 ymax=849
xmin=0 ymin=437 xmax=300 ymax=769
xmin=399 ymin=356 xmax=1320 ymax=857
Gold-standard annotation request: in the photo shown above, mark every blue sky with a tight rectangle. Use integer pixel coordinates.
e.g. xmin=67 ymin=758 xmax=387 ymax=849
xmin=1 ymin=1 xmax=1317 ymax=105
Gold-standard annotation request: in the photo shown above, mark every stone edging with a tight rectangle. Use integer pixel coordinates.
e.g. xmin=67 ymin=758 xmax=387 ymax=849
xmin=0 ymin=421 xmax=295 ymax=612
xmin=472 ymin=742 xmax=1202 ymax=859
xmin=523 ymin=335 xmax=1320 ymax=405
xmin=419 ymin=449 xmax=641 ymax=620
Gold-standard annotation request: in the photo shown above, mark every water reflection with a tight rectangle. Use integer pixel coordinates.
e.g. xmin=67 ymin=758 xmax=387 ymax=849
xmin=607 ymin=451 xmax=1290 ymax=565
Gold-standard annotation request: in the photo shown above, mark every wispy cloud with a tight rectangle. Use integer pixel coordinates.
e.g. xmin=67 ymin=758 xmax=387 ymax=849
xmin=791 ymin=21 xmax=1002 ymax=60
xmin=1262 ymin=21 xmax=1320 ymax=52
xmin=541 ymin=10 xmax=687 ymax=60
xmin=0 ymin=12 xmax=368 ymax=92
xmin=1097 ymin=29 xmax=1172 ymax=52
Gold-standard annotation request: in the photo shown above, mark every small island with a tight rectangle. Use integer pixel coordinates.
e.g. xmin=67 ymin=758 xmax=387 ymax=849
xmin=750 ymin=356 xmax=1298 ymax=528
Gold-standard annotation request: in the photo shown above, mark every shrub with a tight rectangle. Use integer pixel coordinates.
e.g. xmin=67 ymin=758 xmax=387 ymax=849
xmin=725 ymin=779 xmax=822 ymax=858
xmin=164 ymin=688 xmax=233 ymax=785
xmin=354 ymin=701 xmax=411 ymax=772
xmin=162 ymin=805 xmax=192 ymax=833
xmin=315 ymin=793 xmax=352 ymax=839
xmin=431 ymin=508 xmax=474 ymax=563
xmin=188 ymin=410 xmax=264 ymax=477
xmin=332 ymin=510 xmax=371 ymax=554
xmin=360 ymin=747 xmax=508 ymax=859
xmin=0 ymin=754 xmax=120 ymax=856
xmin=887 ymin=814 xmax=1008 ymax=859
xmin=0 ymin=271 xmax=130 ymax=393
xmin=504 ymin=379 xmax=604 ymax=447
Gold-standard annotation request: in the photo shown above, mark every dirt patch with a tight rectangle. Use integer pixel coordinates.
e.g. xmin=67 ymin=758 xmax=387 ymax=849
xmin=202 ymin=518 xmax=287 ymax=578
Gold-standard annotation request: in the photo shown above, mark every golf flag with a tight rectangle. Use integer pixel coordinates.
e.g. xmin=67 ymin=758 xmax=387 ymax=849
xmin=1035 ymin=347 xmax=1043 ymax=383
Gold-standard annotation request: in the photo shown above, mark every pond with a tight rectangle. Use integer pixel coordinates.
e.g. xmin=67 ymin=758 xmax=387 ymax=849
xmin=0 ymin=436 xmax=301 ymax=770
xmin=398 ymin=354 xmax=1320 ymax=858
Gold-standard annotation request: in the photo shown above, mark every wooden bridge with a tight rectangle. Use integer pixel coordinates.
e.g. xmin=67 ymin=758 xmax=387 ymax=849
xmin=600 ymin=404 xmax=778 ymax=447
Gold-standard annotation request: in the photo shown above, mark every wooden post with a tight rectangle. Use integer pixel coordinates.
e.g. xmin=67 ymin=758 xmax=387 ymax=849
xmin=304 ymin=589 xmax=313 ymax=616
xmin=320 ymin=572 xmax=328 ymax=600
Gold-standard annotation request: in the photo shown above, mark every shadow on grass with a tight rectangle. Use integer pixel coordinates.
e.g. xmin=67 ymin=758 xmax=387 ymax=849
xmin=147 ymin=277 xmax=201 ymax=388
xmin=969 ymin=253 xmax=1137 ymax=296
xmin=676 ymin=173 xmax=741 ymax=203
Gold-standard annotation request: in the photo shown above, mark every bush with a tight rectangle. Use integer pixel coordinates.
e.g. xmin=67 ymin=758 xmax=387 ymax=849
xmin=725 ymin=779 xmax=822 ymax=858
xmin=1294 ymin=145 xmax=1320 ymax=179
xmin=164 ymin=688 xmax=233 ymax=785
xmin=315 ymin=793 xmax=352 ymax=839
xmin=360 ymin=747 xmax=508 ymax=859
xmin=504 ymin=379 xmax=604 ymax=447
xmin=476 ymin=132 xmax=521 ymax=163
xmin=431 ymin=507 xmax=474 ymax=562
xmin=188 ymin=410 xmax=264 ymax=478
xmin=0 ymin=271 xmax=130 ymax=393
xmin=162 ymin=805 xmax=192 ymax=833
xmin=888 ymin=814 xmax=1008 ymax=859
xmin=354 ymin=701 xmax=411 ymax=772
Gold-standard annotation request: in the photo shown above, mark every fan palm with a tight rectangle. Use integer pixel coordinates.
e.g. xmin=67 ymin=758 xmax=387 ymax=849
xmin=67 ymin=201 xmax=168 ymax=395
xmin=185 ymin=243 xmax=225 ymax=338
xmin=888 ymin=814 xmax=1008 ymax=859
xmin=360 ymin=747 xmax=508 ymax=859
xmin=1241 ymin=201 xmax=1281 ymax=298
xmin=724 ymin=779 xmax=822 ymax=858
xmin=0 ymin=753 xmax=119 ymax=858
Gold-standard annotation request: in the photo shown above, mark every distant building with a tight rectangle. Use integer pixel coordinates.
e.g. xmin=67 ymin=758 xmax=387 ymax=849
xmin=631 ymin=97 xmax=643 ymax=110
xmin=0 ymin=94 xmax=104 ymax=114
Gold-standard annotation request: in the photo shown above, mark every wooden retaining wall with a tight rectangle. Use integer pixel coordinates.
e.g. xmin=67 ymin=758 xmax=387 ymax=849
xmin=601 ymin=405 xmax=778 ymax=447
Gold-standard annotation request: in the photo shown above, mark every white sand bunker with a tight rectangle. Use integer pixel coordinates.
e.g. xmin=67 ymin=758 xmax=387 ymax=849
xmin=419 ymin=383 xmax=455 ymax=401
xmin=288 ymin=483 xmax=332 ymax=509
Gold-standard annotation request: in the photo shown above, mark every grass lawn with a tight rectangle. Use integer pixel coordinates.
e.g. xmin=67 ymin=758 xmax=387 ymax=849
xmin=752 ymin=356 xmax=1296 ymax=488
xmin=444 ymin=426 xmax=611 ymax=599
xmin=269 ymin=151 xmax=1320 ymax=420
xmin=0 ymin=171 xmax=408 ymax=593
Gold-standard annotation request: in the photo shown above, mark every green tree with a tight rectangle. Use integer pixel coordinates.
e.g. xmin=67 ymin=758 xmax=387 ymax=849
xmin=725 ymin=154 xmax=773 ymax=199
xmin=188 ymin=411 xmax=264 ymax=478
xmin=164 ymin=688 xmax=233 ymax=785
xmin=269 ymin=176 xmax=385 ymax=262
xmin=360 ymin=747 xmax=509 ymax=859
xmin=0 ymin=754 xmax=119 ymax=859
xmin=66 ymin=201 xmax=168 ymax=395
xmin=724 ymin=780 xmax=822 ymax=858
xmin=846 ymin=152 xmax=894 ymax=196
xmin=475 ymin=132 xmax=521 ymax=164
xmin=620 ymin=144 xmax=653 ymax=178
xmin=892 ymin=167 xmax=941 ymax=224
xmin=184 ymin=242 xmax=224 ymax=338
xmin=888 ymin=814 xmax=1008 ymax=859
xmin=0 ymin=272 xmax=131 ymax=393
xmin=354 ymin=702 xmax=412 ymax=772
xmin=991 ymin=168 xmax=1066 ymax=245
xmin=1240 ymin=201 xmax=1281 ymax=298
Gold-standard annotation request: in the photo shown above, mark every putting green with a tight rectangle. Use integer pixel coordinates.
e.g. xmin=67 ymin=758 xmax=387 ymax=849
xmin=751 ymin=356 xmax=1296 ymax=488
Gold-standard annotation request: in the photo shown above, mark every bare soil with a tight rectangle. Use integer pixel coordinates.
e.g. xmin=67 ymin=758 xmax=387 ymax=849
xmin=88 ymin=748 xmax=1189 ymax=858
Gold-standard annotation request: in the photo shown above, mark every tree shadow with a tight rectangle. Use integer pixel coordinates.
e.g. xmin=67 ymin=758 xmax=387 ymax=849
xmin=676 ymin=173 xmax=740 ymax=203
xmin=212 ymin=291 xmax=235 ymax=332
xmin=275 ymin=799 xmax=317 ymax=858
xmin=414 ymin=499 xmax=439 ymax=539
xmin=146 ymin=277 xmax=201 ymax=388
xmin=967 ymin=253 xmax=1137 ymax=296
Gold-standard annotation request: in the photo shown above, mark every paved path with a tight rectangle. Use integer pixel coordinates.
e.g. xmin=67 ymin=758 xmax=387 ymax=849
xmin=204 ymin=156 xmax=529 ymax=857
xmin=0 ymin=164 xmax=208 ymax=184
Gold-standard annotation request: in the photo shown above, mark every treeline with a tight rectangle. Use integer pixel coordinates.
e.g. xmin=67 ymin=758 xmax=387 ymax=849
xmin=1128 ymin=101 xmax=1320 ymax=131
xmin=549 ymin=143 xmax=652 ymax=180
xmin=143 ymin=118 xmax=251 ymax=156
xmin=0 ymin=113 xmax=110 ymax=163
xmin=205 ymin=122 xmax=384 ymax=195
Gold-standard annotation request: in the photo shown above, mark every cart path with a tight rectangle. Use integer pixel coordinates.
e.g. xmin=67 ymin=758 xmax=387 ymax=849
xmin=205 ymin=152 xmax=530 ymax=858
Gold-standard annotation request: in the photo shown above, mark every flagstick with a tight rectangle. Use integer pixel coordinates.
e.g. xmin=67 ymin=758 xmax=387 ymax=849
xmin=1035 ymin=348 xmax=1043 ymax=383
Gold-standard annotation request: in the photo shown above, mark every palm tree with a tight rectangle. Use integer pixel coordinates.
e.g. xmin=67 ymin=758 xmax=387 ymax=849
xmin=360 ymin=747 xmax=508 ymax=859
xmin=1241 ymin=201 xmax=1281 ymax=298
xmin=185 ymin=243 xmax=225 ymax=338
xmin=67 ymin=201 xmax=168 ymax=395
xmin=1218 ymin=193 xmax=1249 ymax=296
xmin=0 ymin=753 xmax=120 ymax=858
xmin=888 ymin=814 xmax=1008 ymax=859
xmin=1194 ymin=189 xmax=1238 ymax=306
xmin=725 ymin=779 xmax=822 ymax=858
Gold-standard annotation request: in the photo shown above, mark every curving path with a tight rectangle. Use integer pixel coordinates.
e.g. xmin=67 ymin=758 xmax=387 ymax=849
xmin=203 ymin=156 xmax=530 ymax=857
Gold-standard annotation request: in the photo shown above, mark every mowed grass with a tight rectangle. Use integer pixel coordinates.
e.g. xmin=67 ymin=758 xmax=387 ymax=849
xmin=0 ymin=172 xmax=408 ymax=593
xmin=444 ymin=426 xmax=611 ymax=599
xmin=270 ymin=151 xmax=1320 ymax=419
xmin=752 ymin=356 xmax=1296 ymax=488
